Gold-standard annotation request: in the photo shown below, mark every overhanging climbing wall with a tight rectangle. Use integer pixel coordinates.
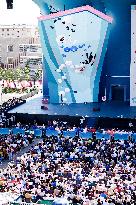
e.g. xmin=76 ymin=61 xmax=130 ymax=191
xmin=38 ymin=5 xmax=112 ymax=103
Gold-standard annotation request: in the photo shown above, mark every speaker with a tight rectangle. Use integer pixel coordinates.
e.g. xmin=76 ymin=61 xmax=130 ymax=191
xmin=93 ymin=107 xmax=100 ymax=112
xmin=41 ymin=106 xmax=48 ymax=110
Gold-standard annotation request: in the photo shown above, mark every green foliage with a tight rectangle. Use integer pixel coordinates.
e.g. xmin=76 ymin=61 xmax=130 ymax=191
xmin=2 ymin=86 xmax=37 ymax=94
xmin=0 ymin=66 xmax=42 ymax=81
xmin=15 ymin=68 xmax=23 ymax=81
xmin=0 ymin=68 xmax=6 ymax=80
xmin=23 ymin=66 xmax=30 ymax=81
xmin=31 ymin=68 xmax=42 ymax=81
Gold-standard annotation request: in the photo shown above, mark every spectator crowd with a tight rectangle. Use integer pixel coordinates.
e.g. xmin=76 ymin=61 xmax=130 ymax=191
xmin=0 ymin=97 xmax=25 ymax=128
xmin=0 ymin=97 xmax=25 ymax=114
xmin=0 ymin=129 xmax=135 ymax=205
xmin=0 ymin=132 xmax=33 ymax=162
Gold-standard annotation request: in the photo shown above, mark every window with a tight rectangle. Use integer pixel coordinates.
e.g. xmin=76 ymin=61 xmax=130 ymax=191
xmin=19 ymin=57 xmax=24 ymax=64
xmin=24 ymin=45 xmax=29 ymax=52
xmin=30 ymin=45 xmax=38 ymax=52
xmin=0 ymin=57 xmax=1 ymax=63
xmin=8 ymin=64 xmax=13 ymax=68
xmin=7 ymin=45 xmax=13 ymax=52
xmin=20 ymin=57 xmax=42 ymax=65
xmin=7 ymin=57 xmax=13 ymax=64
xmin=28 ymin=57 xmax=42 ymax=65
xmin=19 ymin=45 xmax=24 ymax=52
xmin=19 ymin=44 xmax=42 ymax=53
xmin=2 ymin=29 xmax=4 ymax=31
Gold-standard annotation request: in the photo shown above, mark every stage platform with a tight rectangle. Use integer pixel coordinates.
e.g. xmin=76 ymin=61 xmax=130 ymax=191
xmin=7 ymin=95 xmax=136 ymax=118
xmin=7 ymin=95 xmax=136 ymax=129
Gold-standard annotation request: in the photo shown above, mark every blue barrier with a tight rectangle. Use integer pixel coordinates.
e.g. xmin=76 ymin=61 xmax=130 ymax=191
xmin=34 ymin=129 xmax=42 ymax=137
xmin=12 ymin=128 xmax=25 ymax=135
xmin=114 ymin=133 xmax=122 ymax=140
xmin=79 ymin=131 xmax=92 ymax=139
xmin=121 ymin=134 xmax=129 ymax=140
xmin=46 ymin=127 xmax=55 ymax=130
xmin=114 ymin=133 xmax=129 ymax=140
xmin=0 ymin=128 xmax=135 ymax=141
xmin=63 ymin=131 xmax=76 ymax=138
xmin=96 ymin=132 xmax=110 ymax=140
xmin=46 ymin=130 xmax=58 ymax=136
xmin=0 ymin=128 xmax=10 ymax=135
xmin=132 ymin=133 xmax=136 ymax=140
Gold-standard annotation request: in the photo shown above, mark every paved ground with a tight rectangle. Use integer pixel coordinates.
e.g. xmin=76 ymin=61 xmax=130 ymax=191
xmin=0 ymin=138 xmax=42 ymax=169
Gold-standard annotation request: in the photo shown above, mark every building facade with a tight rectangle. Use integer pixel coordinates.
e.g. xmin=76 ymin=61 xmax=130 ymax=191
xmin=0 ymin=24 xmax=42 ymax=70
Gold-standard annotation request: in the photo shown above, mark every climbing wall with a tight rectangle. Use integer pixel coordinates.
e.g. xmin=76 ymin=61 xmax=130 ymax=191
xmin=130 ymin=5 xmax=136 ymax=106
xmin=39 ymin=6 xmax=112 ymax=103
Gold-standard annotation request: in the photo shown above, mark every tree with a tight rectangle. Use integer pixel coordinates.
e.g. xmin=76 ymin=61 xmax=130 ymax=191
xmin=3 ymin=69 xmax=14 ymax=81
xmin=31 ymin=68 xmax=42 ymax=85
xmin=15 ymin=68 xmax=23 ymax=81
xmin=0 ymin=68 xmax=7 ymax=80
xmin=35 ymin=68 xmax=42 ymax=80
xmin=23 ymin=66 xmax=30 ymax=81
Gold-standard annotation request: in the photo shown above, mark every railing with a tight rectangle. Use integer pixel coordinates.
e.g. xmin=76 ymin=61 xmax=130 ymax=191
xmin=10 ymin=203 xmax=37 ymax=205
xmin=10 ymin=202 xmax=95 ymax=205
xmin=20 ymin=89 xmax=39 ymax=100
xmin=10 ymin=203 xmax=81 ymax=205
xmin=0 ymin=127 xmax=135 ymax=140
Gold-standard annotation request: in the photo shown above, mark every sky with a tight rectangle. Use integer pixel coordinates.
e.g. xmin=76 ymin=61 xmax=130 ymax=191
xmin=0 ymin=0 xmax=40 ymax=25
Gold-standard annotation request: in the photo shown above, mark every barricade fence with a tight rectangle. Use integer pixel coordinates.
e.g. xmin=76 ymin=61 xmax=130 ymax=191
xmin=20 ymin=89 xmax=39 ymax=101
xmin=0 ymin=128 xmax=135 ymax=140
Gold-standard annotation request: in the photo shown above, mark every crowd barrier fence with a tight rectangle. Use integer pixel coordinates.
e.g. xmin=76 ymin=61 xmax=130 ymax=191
xmin=0 ymin=128 xmax=135 ymax=140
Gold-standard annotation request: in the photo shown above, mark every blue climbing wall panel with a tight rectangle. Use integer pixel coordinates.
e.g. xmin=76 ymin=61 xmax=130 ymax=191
xmin=37 ymin=4 xmax=112 ymax=103
xmin=34 ymin=0 xmax=110 ymax=103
